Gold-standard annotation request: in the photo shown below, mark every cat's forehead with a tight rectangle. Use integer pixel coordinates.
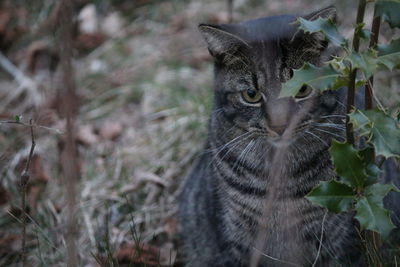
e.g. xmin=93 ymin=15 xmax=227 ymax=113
xmin=239 ymin=14 xmax=298 ymax=42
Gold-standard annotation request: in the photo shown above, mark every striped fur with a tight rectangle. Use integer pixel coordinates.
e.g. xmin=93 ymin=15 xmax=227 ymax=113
xmin=179 ymin=7 xmax=363 ymax=267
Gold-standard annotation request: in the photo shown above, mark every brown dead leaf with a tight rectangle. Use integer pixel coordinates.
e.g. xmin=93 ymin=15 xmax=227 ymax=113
xmin=207 ymin=12 xmax=230 ymax=24
xmin=99 ymin=121 xmax=122 ymax=140
xmin=114 ymin=242 xmax=176 ymax=266
xmin=25 ymin=41 xmax=59 ymax=75
xmin=77 ymin=125 xmax=99 ymax=145
xmin=76 ymin=33 xmax=105 ymax=53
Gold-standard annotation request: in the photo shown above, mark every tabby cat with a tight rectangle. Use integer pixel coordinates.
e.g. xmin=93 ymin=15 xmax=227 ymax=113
xmin=179 ymin=6 xmax=362 ymax=266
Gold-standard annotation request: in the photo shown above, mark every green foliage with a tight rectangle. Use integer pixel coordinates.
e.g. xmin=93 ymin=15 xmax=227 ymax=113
xmin=14 ymin=115 xmax=22 ymax=122
xmin=330 ymin=142 xmax=379 ymax=188
xmin=293 ymin=3 xmax=400 ymax=240
xmin=349 ymin=109 xmax=400 ymax=158
xmin=377 ymin=38 xmax=400 ymax=70
xmin=306 ymin=180 xmax=355 ymax=213
xmin=296 ymin=17 xmax=346 ymax=46
xmin=375 ymin=0 xmax=400 ymax=28
xmin=346 ymin=50 xmax=377 ymax=80
xmin=280 ymin=63 xmax=343 ymax=97
xmin=355 ymin=196 xmax=395 ymax=239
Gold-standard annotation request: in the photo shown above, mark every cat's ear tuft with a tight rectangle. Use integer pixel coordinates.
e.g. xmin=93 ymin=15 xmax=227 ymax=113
xmin=304 ymin=5 xmax=337 ymax=23
xmin=198 ymin=24 xmax=249 ymax=58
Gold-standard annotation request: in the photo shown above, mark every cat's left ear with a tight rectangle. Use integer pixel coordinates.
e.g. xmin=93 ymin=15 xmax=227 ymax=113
xmin=198 ymin=24 xmax=249 ymax=60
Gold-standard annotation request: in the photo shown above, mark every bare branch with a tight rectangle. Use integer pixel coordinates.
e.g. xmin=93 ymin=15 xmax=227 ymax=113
xmin=346 ymin=0 xmax=367 ymax=144
xmin=20 ymin=119 xmax=36 ymax=266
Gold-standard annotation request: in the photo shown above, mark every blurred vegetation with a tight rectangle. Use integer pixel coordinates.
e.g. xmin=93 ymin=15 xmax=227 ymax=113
xmin=0 ymin=0 xmax=398 ymax=266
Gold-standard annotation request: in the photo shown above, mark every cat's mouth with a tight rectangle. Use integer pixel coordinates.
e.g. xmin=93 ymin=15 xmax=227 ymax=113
xmin=268 ymin=124 xmax=287 ymax=136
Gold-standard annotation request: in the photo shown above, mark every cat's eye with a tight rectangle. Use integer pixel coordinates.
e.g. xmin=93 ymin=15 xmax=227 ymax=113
xmin=295 ymin=85 xmax=313 ymax=99
xmin=241 ymin=89 xmax=262 ymax=104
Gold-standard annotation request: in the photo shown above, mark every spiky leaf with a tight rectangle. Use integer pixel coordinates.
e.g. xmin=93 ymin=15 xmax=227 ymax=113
xmin=349 ymin=109 xmax=400 ymax=158
xmin=377 ymin=38 xmax=400 ymax=70
xmin=306 ymin=180 xmax=355 ymax=213
xmin=330 ymin=142 xmax=377 ymax=188
xmin=296 ymin=17 xmax=346 ymax=46
xmin=346 ymin=50 xmax=378 ymax=79
xmin=365 ymin=183 xmax=400 ymax=201
xmin=280 ymin=63 xmax=343 ymax=97
xmin=375 ymin=0 xmax=400 ymax=28
xmin=355 ymin=196 xmax=395 ymax=239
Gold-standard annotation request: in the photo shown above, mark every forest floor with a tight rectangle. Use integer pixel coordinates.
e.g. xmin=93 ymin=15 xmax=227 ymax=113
xmin=0 ymin=0 xmax=398 ymax=266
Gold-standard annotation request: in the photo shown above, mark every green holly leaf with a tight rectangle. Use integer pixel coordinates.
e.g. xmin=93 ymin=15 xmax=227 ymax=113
xmin=280 ymin=63 xmax=343 ymax=97
xmin=355 ymin=196 xmax=395 ymax=239
xmin=349 ymin=109 xmax=400 ymax=158
xmin=306 ymin=180 xmax=356 ymax=213
xmin=330 ymin=141 xmax=375 ymax=188
xmin=377 ymin=38 xmax=400 ymax=70
xmin=365 ymin=183 xmax=400 ymax=201
xmin=346 ymin=50 xmax=378 ymax=79
xmin=296 ymin=17 xmax=346 ymax=46
xmin=375 ymin=0 xmax=400 ymax=28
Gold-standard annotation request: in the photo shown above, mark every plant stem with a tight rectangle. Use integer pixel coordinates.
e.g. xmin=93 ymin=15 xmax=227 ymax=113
xmin=59 ymin=0 xmax=79 ymax=266
xmin=21 ymin=119 xmax=36 ymax=266
xmin=366 ymin=11 xmax=383 ymax=267
xmin=365 ymin=15 xmax=381 ymax=110
xmin=346 ymin=0 xmax=367 ymax=144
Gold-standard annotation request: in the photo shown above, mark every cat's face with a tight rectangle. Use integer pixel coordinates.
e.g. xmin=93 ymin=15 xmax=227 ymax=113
xmin=202 ymin=6 xmax=345 ymax=162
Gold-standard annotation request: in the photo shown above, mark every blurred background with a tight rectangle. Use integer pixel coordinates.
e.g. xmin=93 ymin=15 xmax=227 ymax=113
xmin=0 ymin=0 xmax=398 ymax=266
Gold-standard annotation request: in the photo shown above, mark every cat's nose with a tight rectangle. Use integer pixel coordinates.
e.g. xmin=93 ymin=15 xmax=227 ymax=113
xmin=268 ymin=124 xmax=287 ymax=135
xmin=265 ymin=97 xmax=295 ymax=135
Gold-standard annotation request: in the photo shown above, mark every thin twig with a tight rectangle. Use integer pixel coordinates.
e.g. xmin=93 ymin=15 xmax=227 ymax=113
xmin=346 ymin=0 xmax=367 ymax=144
xmin=250 ymin=101 xmax=314 ymax=267
xmin=21 ymin=119 xmax=36 ymax=266
xmin=365 ymin=15 xmax=381 ymax=110
xmin=0 ymin=120 xmax=63 ymax=134
xmin=59 ymin=0 xmax=80 ymax=266
xmin=251 ymin=247 xmax=301 ymax=267
xmin=312 ymin=211 xmax=327 ymax=267
xmin=365 ymin=12 xmax=383 ymax=265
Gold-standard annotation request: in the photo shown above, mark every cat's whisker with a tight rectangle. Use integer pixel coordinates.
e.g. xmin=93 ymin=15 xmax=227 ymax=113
xmin=232 ymin=140 xmax=255 ymax=172
xmin=314 ymin=123 xmax=345 ymax=131
xmin=207 ymin=130 xmax=253 ymax=154
xmin=334 ymin=99 xmax=347 ymax=109
xmin=313 ymin=127 xmax=344 ymax=140
xmin=320 ymin=114 xmax=346 ymax=118
xmin=211 ymin=132 xmax=256 ymax=168
xmin=305 ymin=130 xmax=329 ymax=147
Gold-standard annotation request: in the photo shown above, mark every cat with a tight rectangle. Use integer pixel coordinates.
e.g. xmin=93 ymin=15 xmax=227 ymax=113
xmin=179 ymin=6 xmax=396 ymax=267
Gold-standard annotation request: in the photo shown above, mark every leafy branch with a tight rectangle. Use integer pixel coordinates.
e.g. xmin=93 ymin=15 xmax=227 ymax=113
xmin=281 ymin=0 xmax=400 ymax=252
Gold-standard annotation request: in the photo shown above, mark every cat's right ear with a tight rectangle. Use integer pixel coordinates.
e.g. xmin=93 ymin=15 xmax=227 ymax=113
xmin=198 ymin=24 xmax=249 ymax=59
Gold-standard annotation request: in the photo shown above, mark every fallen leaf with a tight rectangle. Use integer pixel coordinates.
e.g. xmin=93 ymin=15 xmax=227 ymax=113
xmin=77 ymin=125 xmax=99 ymax=145
xmin=99 ymin=121 xmax=122 ymax=140
xmin=114 ymin=242 xmax=176 ymax=266
xmin=25 ymin=41 xmax=59 ymax=75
